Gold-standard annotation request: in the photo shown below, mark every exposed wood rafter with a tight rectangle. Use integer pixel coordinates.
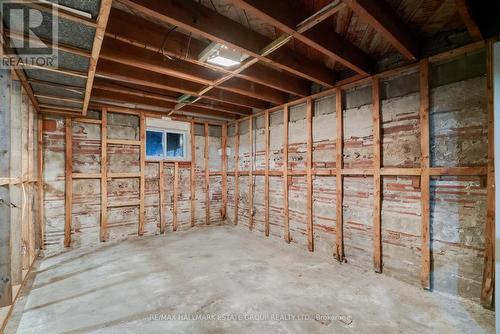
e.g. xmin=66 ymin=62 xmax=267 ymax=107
xmin=228 ymin=0 xmax=372 ymax=75
xmin=82 ymin=0 xmax=113 ymax=116
xmin=341 ymin=0 xmax=418 ymax=60
xmin=117 ymin=0 xmax=336 ymax=87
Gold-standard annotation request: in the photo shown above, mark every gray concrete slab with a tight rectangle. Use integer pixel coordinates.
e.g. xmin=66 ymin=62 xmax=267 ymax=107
xmin=5 ymin=226 xmax=495 ymax=333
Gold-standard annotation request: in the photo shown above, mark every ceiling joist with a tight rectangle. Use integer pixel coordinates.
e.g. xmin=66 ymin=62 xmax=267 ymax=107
xmin=455 ymin=0 xmax=483 ymax=41
xmin=227 ymin=0 xmax=372 ymax=75
xmin=82 ymin=0 xmax=113 ymax=116
xmin=105 ymin=8 xmax=310 ymax=97
xmin=96 ymin=60 xmax=269 ymax=110
xmin=100 ymin=37 xmax=287 ymax=104
xmin=341 ymin=0 xmax=418 ymax=60
xmin=116 ymin=0 xmax=336 ymax=87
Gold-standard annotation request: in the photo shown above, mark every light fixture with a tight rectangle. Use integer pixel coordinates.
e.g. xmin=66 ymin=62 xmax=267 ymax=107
xmin=199 ymin=42 xmax=244 ymax=68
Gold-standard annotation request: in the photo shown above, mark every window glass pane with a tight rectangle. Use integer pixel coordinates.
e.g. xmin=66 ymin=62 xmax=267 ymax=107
xmin=166 ymin=132 xmax=184 ymax=157
xmin=146 ymin=130 xmax=164 ymax=158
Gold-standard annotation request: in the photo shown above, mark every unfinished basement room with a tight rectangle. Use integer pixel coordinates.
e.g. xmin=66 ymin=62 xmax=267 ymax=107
xmin=1 ymin=0 xmax=500 ymax=333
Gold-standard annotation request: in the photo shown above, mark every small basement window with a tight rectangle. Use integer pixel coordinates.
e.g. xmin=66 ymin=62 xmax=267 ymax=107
xmin=146 ymin=118 xmax=190 ymax=161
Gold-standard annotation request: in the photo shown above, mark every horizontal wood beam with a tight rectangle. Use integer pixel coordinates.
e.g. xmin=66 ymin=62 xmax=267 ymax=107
xmin=91 ymin=88 xmax=237 ymax=120
xmin=342 ymin=0 xmax=418 ymax=60
xmin=100 ymin=37 xmax=217 ymax=85
xmin=117 ymin=0 xmax=337 ymax=87
xmin=96 ymin=60 xmax=268 ymax=110
xmin=101 ymin=37 xmax=288 ymax=104
xmin=106 ymin=8 xmax=310 ymax=97
xmin=93 ymin=79 xmax=250 ymax=116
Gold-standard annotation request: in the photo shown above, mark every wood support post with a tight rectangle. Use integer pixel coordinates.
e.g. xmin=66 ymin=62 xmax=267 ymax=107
xmin=372 ymin=77 xmax=382 ymax=273
xmin=481 ymin=39 xmax=495 ymax=308
xmin=234 ymin=121 xmax=240 ymax=225
xmin=306 ymin=98 xmax=314 ymax=252
xmin=249 ymin=117 xmax=254 ymax=230
xmin=139 ymin=112 xmax=146 ymax=235
xmin=64 ymin=117 xmax=72 ymax=247
xmin=173 ymin=162 xmax=179 ymax=231
xmin=264 ymin=111 xmax=270 ymax=236
xmin=100 ymin=108 xmax=108 ymax=241
xmin=190 ymin=121 xmax=196 ymax=226
xmin=159 ymin=161 xmax=165 ymax=234
xmin=283 ymin=105 xmax=291 ymax=243
xmin=37 ymin=116 xmax=44 ymax=249
xmin=420 ymin=59 xmax=431 ymax=289
xmin=335 ymin=89 xmax=344 ymax=262
xmin=221 ymin=124 xmax=228 ymax=220
xmin=205 ymin=122 xmax=210 ymax=225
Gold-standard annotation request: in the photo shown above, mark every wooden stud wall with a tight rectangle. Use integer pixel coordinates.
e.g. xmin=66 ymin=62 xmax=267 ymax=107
xmin=481 ymin=40 xmax=495 ymax=308
xmin=63 ymin=106 xmax=225 ymax=245
xmin=283 ymin=105 xmax=290 ymax=243
xmin=234 ymin=121 xmax=240 ymax=225
xmin=419 ymin=59 xmax=431 ymax=289
xmin=226 ymin=42 xmax=494 ymax=302
xmin=264 ymin=111 xmax=270 ymax=237
xmin=335 ymin=88 xmax=344 ymax=262
xmin=159 ymin=161 xmax=166 ymax=234
xmin=249 ymin=117 xmax=254 ymax=230
xmin=190 ymin=121 xmax=196 ymax=227
xmin=204 ymin=122 xmax=210 ymax=225
xmin=222 ymin=124 xmax=228 ymax=219
xmin=45 ymin=41 xmax=493 ymax=306
xmin=1 ymin=78 xmax=41 ymax=332
xmin=306 ymin=98 xmax=314 ymax=252
xmin=372 ymin=78 xmax=382 ymax=273
xmin=64 ymin=117 xmax=72 ymax=247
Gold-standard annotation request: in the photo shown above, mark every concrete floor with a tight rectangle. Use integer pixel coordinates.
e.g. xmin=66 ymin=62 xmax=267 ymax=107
xmin=5 ymin=226 xmax=495 ymax=334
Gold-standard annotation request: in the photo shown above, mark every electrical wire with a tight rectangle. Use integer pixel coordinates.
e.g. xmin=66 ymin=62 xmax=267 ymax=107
xmin=160 ymin=25 xmax=178 ymax=61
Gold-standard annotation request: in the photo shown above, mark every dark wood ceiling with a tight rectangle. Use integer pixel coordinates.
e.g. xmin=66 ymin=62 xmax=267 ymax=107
xmin=89 ymin=0 xmax=478 ymax=121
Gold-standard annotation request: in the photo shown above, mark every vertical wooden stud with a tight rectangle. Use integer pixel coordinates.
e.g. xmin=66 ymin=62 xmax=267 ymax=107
xmin=249 ymin=117 xmax=254 ymax=230
xmin=335 ymin=88 xmax=344 ymax=262
xmin=173 ymin=161 xmax=179 ymax=231
xmin=283 ymin=105 xmax=290 ymax=243
xmin=205 ymin=122 xmax=210 ymax=225
xmin=100 ymin=108 xmax=108 ymax=242
xmin=37 ymin=116 xmax=44 ymax=249
xmin=221 ymin=124 xmax=228 ymax=220
xmin=372 ymin=77 xmax=382 ymax=273
xmin=64 ymin=117 xmax=72 ymax=247
xmin=234 ymin=121 xmax=240 ymax=225
xmin=306 ymin=98 xmax=314 ymax=252
xmin=139 ymin=112 xmax=146 ymax=236
xmin=27 ymin=105 xmax=34 ymax=262
xmin=481 ymin=39 xmax=495 ymax=308
xmin=159 ymin=161 xmax=165 ymax=234
xmin=264 ymin=111 xmax=270 ymax=237
xmin=420 ymin=59 xmax=431 ymax=289
xmin=190 ymin=121 xmax=196 ymax=227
